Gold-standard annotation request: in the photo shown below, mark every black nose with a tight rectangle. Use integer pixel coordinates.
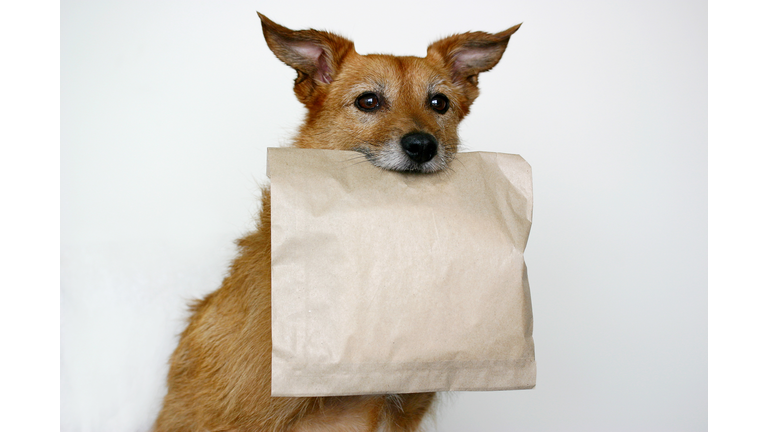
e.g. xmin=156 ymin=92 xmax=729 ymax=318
xmin=400 ymin=133 xmax=438 ymax=164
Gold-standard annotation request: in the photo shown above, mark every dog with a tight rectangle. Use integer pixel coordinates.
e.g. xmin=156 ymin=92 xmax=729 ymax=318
xmin=153 ymin=13 xmax=520 ymax=432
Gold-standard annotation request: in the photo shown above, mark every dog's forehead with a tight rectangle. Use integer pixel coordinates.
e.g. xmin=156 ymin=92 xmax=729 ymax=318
xmin=338 ymin=54 xmax=449 ymax=90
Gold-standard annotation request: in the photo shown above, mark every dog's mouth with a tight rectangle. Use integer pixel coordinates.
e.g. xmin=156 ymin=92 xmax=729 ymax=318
xmin=354 ymin=132 xmax=457 ymax=173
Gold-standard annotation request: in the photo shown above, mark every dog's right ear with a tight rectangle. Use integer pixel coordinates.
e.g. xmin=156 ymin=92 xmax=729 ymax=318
xmin=427 ymin=24 xmax=521 ymax=114
xmin=259 ymin=13 xmax=355 ymax=105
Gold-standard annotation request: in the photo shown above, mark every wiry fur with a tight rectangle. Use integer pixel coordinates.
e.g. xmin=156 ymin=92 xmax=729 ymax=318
xmin=154 ymin=14 xmax=519 ymax=432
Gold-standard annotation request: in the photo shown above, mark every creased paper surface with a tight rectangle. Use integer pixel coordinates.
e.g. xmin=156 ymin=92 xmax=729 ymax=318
xmin=269 ymin=148 xmax=535 ymax=396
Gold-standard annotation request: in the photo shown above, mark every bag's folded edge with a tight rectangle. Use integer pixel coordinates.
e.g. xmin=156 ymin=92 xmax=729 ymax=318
xmin=272 ymin=358 xmax=536 ymax=397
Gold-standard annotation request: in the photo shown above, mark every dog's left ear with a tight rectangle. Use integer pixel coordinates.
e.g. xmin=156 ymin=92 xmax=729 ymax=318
xmin=259 ymin=13 xmax=356 ymax=105
xmin=427 ymin=24 xmax=521 ymax=107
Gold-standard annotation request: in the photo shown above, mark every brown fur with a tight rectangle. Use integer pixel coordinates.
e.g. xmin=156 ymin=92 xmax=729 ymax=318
xmin=154 ymin=14 xmax=519 ymax=432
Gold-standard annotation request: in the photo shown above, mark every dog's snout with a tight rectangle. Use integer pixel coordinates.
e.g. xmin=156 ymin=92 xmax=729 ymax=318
xmin=401 ymin=133 xmax=438 ymax=164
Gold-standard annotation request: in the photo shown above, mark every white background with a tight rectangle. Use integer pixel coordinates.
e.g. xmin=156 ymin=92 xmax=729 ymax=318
xmin=56 ymin=0 xmax=711 ymax=431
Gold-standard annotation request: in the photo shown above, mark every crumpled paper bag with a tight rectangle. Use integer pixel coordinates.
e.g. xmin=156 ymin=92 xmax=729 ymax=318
xmin=268 ymin=148 xmax=535 ymax=396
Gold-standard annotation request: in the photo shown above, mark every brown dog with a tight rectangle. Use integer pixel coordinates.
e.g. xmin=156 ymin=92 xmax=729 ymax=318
xmin=153 ymin=14 xmax=520 ymax=432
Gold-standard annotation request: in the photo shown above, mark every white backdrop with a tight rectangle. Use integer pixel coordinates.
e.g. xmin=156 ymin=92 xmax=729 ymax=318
xmin=61 ymin=1 xmax=706 ymax=431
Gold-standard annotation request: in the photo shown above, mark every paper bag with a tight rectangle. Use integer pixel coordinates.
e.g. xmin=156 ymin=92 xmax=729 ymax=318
xmin=269 ymin=148 xmax=535 ymax=396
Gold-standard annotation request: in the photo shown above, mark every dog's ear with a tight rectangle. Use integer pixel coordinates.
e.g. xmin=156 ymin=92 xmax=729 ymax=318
xmin=259 ymin=13 xmax=355 ymax=105
xmin=427 ymin=24 xmax=521 ymax=108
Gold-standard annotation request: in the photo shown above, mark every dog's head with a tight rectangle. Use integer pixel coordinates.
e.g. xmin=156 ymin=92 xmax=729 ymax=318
xmin=259 ymin=14 xmax=520 ymax=173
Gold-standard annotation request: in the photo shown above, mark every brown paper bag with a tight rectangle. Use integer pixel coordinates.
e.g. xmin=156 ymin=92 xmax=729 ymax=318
xmin=269 ymin=148 xmax=535 ymax=396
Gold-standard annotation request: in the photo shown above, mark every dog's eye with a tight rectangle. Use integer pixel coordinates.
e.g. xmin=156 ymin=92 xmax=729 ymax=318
xmin=355 ymin=93 xmax=380 ymax=112
xmin=430 ymin=94 xmax=449 ymax=114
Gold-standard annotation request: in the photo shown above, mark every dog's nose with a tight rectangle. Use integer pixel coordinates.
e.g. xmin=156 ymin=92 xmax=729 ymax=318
xmin=401 ymin=133 xmax=438 ymax=164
